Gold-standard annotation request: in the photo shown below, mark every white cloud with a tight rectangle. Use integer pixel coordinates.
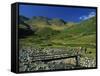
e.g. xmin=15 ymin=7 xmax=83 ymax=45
xmin=79 ymin=12 xmax=96 ymax=20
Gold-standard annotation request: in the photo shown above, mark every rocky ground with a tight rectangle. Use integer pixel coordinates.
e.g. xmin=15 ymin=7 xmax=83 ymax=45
xmin=19 ymin=47 xmax=96 ymax=72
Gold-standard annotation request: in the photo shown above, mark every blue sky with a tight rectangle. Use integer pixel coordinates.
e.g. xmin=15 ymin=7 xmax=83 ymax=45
xmin=19 ymin=4 xmax=96 ymax=22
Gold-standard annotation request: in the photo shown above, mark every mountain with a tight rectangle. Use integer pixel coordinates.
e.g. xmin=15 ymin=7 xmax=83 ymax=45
xmin=21 ymin=16 xmax=67 ymax=30
xmin=51 ymin=16 xmax=96 ymax=47
xmin=19 ymin=15 xmax=29 ymax=24
xmin=19 ymin=15 xmax=30 ymax=29
xmin=26 ymin=16 xmax=50 ymax=26
xmin=18 ymin=15 xmax=96 ymax=49
xmin=48 ymin=18 xmax=65 ymax=26
xmin=63 ymin=17 xmax=96 ymax=36
xmin=18 ymin=16 xmax=34 ymax=38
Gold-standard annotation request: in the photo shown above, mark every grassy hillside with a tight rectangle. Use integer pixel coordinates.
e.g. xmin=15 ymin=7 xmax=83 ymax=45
xmin=19 ymin=16 xmax=96 ymax=45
